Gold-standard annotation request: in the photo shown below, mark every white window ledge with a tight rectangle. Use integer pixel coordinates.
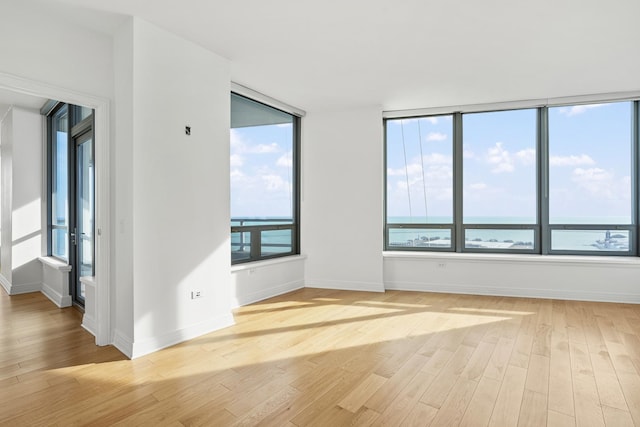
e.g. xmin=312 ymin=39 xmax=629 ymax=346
xmin=38 ymin=256 xmax=72 ymax=272
xmin=383 ymin=251 xmax=640 ymax=268
xmin=80 ymin=276 xmax=96 ymax=286
xmin=231 ymin=254 xmax=307 ymax=273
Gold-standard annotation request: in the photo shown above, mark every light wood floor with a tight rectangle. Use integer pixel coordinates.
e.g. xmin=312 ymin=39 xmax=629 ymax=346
xmin=2 ymin=287 xmax=640 ymax=426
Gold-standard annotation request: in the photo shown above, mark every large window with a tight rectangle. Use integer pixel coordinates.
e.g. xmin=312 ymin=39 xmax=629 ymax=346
xmin=385 ymin=99 xmax=639 ymax=256
xmin=548 ymin=102 xmax=634 ymax=253
xmin=49 ymin=104 xmax=69 ymax=259
xmin=386 ymin=116 xmax=453 ymax=249
xmin=230 ymin=93 xmax=300 ymax=264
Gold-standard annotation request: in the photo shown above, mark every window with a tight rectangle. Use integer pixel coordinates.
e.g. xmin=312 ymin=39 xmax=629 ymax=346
xmin=49 ymin=104 xmax=69 ymax=259
xmin=230 ymin=93 xmax=300 ymax=264
xmin=462 ymin=109 xmax=538 ymax=252
xmin=45 ymin=102 xmax=95 ymax=306
xmin=385 ymin=99 xmax=639 ymax=256
xmin=548 ymin=102 xmax=634 ymax=253
xmin=386 ymin=116 xmax=453 ymax=250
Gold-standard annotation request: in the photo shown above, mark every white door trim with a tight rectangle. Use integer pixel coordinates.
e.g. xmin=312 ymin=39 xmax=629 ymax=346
xmin=0 ymin=71 xmax=112 ymax=346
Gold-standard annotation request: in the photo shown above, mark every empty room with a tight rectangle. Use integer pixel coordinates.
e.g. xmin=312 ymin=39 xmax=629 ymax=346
xmin=1 ymin=0 xmax=640 ymax=425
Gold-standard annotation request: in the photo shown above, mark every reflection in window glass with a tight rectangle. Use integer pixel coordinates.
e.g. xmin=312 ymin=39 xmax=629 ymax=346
xmin=464 ymin=229 xmax=534 ymax=250
xmin=387 ymin=229 xmax=452 ymax=249
xmin=549 ymin=102 xmax=632 ymax=225
xmin=51 ymin=106 xmax=69 ymax=259
xmin=261 ymin=229 xmax=293 ymax=256
xmin=463 ymin=109 xmax=537 ymax=224
xmin=231 ymin=231 xmax=251 ymax=262
xmin=386 ymin=116 xmax=453 ymax=224
xmin=551 ymin=229 xmax=630 ymax=252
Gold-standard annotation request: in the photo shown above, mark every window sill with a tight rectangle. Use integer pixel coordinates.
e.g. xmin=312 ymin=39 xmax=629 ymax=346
xmin=38 ymin=256 xmax=72 ymax=272
xmin=382 ymin=251 xmax=640 ymax=267
xmin=231 ymin=254 xmax=307 ymax=273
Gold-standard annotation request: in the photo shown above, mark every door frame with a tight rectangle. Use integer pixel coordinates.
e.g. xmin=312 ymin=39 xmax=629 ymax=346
xmin=0 ymin=71 xmax=111 ymax=346
xmin=70 ymin=115 xmax=94 ymax=307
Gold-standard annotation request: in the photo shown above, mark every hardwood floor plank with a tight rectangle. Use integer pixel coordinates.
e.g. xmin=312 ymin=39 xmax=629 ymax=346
xmin=419 ymin=344 xmax=476 ymax=409
xmin=338 ymin=373 xmax=387 ymax=413
xmin=518 ymin=390 xmax=547 ymax=427
xmin=488 ymin=365 xmax=527 ymax=427
xmin=459 ymin=376 xmax=501 ymax=427
xmin=549 ymin=330 xmax=575 ymax=417
xmin=602 ymin=405 xmax=635 ymax=427
xmin=428 ymin=377 xmax=478 ymax=427
xmin=402 ymin=402 xmax=438 ymax=427
xmin=372 ymin=371 xmax=435 ymax=426
xmin=547 ymin=410 xmax=576 ymax=427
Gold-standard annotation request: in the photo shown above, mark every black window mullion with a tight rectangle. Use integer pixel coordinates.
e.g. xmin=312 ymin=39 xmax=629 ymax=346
xmin=634 ymin=101 xmax=640 ymax=256
xmin=453 ymin=112 xmax=464 ymax=252
xmin=539 ymin=107 xmax=550 ymax=255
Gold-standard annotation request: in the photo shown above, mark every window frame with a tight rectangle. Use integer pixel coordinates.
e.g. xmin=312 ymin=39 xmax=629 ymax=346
xmin=384 ymin=98 xmax=640 ymax=257
xmin=230 ymin=92 xmax=302 ymax=265
xmin=45 ymin=102 xmax=70 ymax=261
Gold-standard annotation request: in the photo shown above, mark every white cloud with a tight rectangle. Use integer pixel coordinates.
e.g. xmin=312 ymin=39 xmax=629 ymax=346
xmin=426 ymin=132 xmax=447 ymax=142
xmin=487 ymin=142 xmax=514 ymax=173
xmin=463 ymin=148 xmax=475 ymax=159
xmin=230 ymin=154 xmax=244 ymax=167
xmin=469 ymin=182 xmax=487 ymax=190
xmin=230 ymin=128 xmax=244 ymax=149
xmin=425 ymin=117 xmax=438 ymax=125
xmin=387 ymin=154 xmax=451 ymax=177
xmin=230 ymin=169 xmax=244 ymax=180
xmin=571 ymin=167 xmax=614 ymax=197
xmin=515 ymin=148 xmax=536 ymax=165
xmin=277 ymin=152 xmax=293 ymax=168
xmin=558 ymin=104 xmax=605 ymax=117
xmin=484 ymin=143 xmax=536 ymax=173
xmin=230 ymin=129 xmax=281 ymax=154
xmin=248 ymin=143 xmax=280 ymax=154
xmin=261 ymin=174 xmax=286 ymax=191
xmin=549 ymin=154 xmax=595 ymax=167
xmin=423 ymin=153 xmax=450 ymax=165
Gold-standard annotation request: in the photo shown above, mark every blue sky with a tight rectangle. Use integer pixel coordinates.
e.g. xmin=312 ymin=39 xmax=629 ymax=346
xmin=230 ymin=123 xmax=294 ymax=219
xmin=386 ymin=101 xmax=633 ymax=224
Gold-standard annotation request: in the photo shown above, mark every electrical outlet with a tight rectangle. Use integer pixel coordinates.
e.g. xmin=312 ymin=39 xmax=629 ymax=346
xmin=191 ymin=290 xmax=203 ymax=299
xmin=437 ymin=262 xmax=446 ymax=268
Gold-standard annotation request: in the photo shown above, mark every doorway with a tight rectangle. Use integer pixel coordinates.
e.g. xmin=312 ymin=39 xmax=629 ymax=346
xmin=46 ymin=103 xmax=94 ymax=308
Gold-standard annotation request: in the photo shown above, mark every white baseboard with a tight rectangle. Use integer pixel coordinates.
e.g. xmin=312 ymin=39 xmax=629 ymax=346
xmin=129 ymin=313 xmax=235 ymax=359
xmin=41 ymin=284 xmax=72 ymax=308
xmin=113 ymin=330 xmax=134 ymax=359
xmin=82 ymin=314 xmax=97 ymax=337
xmin=385 ymin=281 xmax=640 ymax=304
xmin=233 ymin=279 xmax=305 ymax=308
xmin=0 ymin=274 xmax=10 ymax=294
xmin=306 ymin=279 xmax=385 ymax=293
xmin=5 ymin=281 xmax=42 ymax=295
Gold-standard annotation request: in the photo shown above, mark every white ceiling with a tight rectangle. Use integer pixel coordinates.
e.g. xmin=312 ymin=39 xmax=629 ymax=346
xmin=27 ymin=0 xmax=640 ymax=112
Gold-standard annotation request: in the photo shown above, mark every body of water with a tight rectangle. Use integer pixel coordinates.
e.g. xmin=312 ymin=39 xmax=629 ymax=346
xmin=387 ymin=217 xmax=631 ymax=252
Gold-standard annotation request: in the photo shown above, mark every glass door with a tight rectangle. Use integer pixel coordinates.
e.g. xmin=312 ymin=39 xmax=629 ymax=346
xmin=70 ymin=117 xmax=94 ymax=306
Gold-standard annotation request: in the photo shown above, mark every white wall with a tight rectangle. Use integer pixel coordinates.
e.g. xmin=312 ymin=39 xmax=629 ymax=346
xmin=384 ymin=253 xmax=640 ymax=303
xmin=231 ymin=256 xmax=305 ymax=308
xmin=0 ymin=107 xmax=43 ymax=294
xmin=0 ymin=2 xmax=114 ymax=100
xmin=112 ymin=18 xmax=135 ymax=349
xmin=125 ymin=18 xmax=233 ymax=358
xmin=0 ymin=110 xmax=13 ymax=284
xmin=302 ymin=107 xmax=384 ymax=292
